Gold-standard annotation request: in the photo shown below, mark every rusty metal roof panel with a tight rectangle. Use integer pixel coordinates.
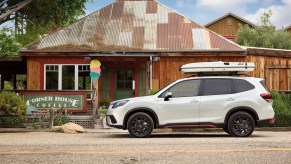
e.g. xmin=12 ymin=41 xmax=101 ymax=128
xmin=26 ymin=0 xmax=243 ymax=51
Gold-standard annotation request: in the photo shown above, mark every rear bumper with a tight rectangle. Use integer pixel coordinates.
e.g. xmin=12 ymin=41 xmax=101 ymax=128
xmin=257 ymin=118 xmax=275 ymax=127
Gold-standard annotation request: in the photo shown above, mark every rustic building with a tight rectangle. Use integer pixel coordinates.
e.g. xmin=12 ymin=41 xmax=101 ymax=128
xmin=205 ymin=13 xmax=256 ymax=42
xmin=21 ymin=0 xmax=244 ymax=105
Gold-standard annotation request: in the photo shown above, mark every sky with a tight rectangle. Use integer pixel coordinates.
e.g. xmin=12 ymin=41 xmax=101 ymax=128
xmin=85 ymin=0 xmax=291 ymax=29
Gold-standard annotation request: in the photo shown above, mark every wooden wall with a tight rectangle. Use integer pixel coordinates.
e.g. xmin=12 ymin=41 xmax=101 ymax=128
xmin=26 ymin=50 xmax=291 ymax=92
xmin=27 ymin=58 xmax=41 ymax=90
xmin=206 ymin=15 xmax=250 ymax=37
xmin=27 ymin=57 xmax=89 ymax=90
xmin=247 ymin=55 xmax=291 ymax=91
xmin=152 ymin=53 xmax=246 ymax=89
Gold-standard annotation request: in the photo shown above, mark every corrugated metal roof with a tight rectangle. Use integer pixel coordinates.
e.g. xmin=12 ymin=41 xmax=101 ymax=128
xmin=26 ymin=0 xmax=243 ymax=51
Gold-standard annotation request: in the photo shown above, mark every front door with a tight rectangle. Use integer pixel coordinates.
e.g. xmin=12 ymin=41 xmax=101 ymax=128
xmin=114 ymin=68 xmax=134 ymax=100
xmin=157 ymin=79 xmax=201 ymax=125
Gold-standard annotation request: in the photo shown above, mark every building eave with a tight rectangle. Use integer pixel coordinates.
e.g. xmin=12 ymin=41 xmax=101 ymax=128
xmin=205 ymin=12 xmax=256 ymax=27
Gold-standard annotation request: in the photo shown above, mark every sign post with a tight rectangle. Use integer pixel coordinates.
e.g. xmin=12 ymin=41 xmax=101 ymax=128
xmin=90 ymin=60 xmax=101 ymax=124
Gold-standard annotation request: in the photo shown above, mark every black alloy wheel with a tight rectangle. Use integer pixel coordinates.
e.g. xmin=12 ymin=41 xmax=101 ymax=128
xmin=127 ymin=112 xmax=154 ymax=138
xmin=228 ymin=112 xmax=255 ymax=137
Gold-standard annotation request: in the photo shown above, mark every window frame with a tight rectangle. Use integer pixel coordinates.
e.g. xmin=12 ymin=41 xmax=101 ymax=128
xmin=44 ymin=64 xmax=91 ymax=91
xmin=233 ymin=79 xmax=255 ymax=93
xmin=158 ymin=79 xmax=202 ymax=98
xmin=201 ymin=78 xmax=235 ymax=96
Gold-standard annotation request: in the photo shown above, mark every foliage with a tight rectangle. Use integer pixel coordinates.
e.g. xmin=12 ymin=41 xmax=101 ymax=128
xmin=54 ymin=109 xmax=69 ymax=126
xmin=0 ymin=91 xmax=27 ymax=127
xmin=98 ymin=106 xmax=107 ymax=118
xmin=0 ymin=0 xmax=91 ymax=46
xmin=15 ymin=26 xmax=47 ymax=47
xmin=0 ymin=116 xmax=27 ymax=128
xmin=0 ymin=91 xmax=27 ymax=117
xmin=100 ymin=97 xmax=111 ymax=108
xmin=148 ymin=89 xmax=158 ymax=95
xmin=236 ymin=10 xmax=291 ymax=49
xmin=270 ymin=91 xmax=291 ymax=127
xmin=4 ymin=81 xmax=13 ymax=90
xmin=0 ymin=28 xmax=22 ymax=57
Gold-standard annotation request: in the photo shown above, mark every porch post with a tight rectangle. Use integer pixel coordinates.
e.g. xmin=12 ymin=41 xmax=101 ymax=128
xmin=150 ymin=56 xmax=153 ymax=90
xmin=0 ymin=74 xmax=3 ymax=89
xmin=13 ymin=74 xmax=17 ymax=90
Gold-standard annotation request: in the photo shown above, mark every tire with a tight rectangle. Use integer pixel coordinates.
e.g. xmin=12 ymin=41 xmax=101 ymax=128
xmin=127 ymin=112 xmax=154 ymax=138
xmin=227 ymin=112 xmax=255 ymax=137
xmin=223 ymin=127 xmax=230 ymax=134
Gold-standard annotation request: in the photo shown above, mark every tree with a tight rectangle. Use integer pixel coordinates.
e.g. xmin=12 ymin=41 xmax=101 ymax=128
xmin=236 ymin=10 xmax=291 ymax=49
xmin=0 ymin=28 xmax=21 ymax=57
xmin=0 ymin=0 xmax=90 ymax=46
xmin=0 ymin=0 xmax=32 ymax=23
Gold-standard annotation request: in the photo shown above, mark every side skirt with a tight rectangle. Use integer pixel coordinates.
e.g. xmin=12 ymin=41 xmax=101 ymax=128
xmin=156 ymin=122 xmax=225 ymax=129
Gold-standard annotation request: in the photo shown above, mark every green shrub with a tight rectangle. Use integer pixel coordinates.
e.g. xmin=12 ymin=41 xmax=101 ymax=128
xmin=148 ymin=89 xmax=158 ymax=95
xmin=270 ymin=91 xmax=291 ymax=127
xmin=0 ymin=116 xmax=27 ymax=127
xmin=98 ymin=106 xmax=107 ymax=118
xmin=54 ymin=109 xmax=69 ymax=126
xmin=0 ymin=92 xmax=27 ymax=127
xmin=100 ymin=97 xmax=111 ymax=107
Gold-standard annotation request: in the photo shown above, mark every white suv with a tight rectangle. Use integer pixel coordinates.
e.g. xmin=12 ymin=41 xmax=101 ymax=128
xmin=106 ymin=76 xmax=275 ymax=138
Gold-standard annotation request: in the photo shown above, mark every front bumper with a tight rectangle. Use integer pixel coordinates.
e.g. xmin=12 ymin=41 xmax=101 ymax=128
xmin=106 ymin=115 xmax=126 ymax=129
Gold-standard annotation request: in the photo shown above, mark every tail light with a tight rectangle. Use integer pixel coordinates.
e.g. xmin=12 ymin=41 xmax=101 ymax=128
xmin=260 ymin=93 xmax=272 ymax=102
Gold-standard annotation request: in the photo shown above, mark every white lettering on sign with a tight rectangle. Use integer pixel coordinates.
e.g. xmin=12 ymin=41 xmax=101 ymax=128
xmin=25 ymin=95 xmax=81 ymax=109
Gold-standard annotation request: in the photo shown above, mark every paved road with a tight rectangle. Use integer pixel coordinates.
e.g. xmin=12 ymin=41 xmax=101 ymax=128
xmin=0 ymin=131 xmax=291 ymax=164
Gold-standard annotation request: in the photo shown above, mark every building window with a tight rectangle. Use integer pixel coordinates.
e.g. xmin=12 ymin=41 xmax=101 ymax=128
xmin=78 ymin=65 xmax=91 ymax=90
xmin=45 ymin=64 xmax=91 ymax=92
xmin=45 ymin=65 xmax=58 ymax=90
xmin=62 ymin=65 xmax=75 ymax=90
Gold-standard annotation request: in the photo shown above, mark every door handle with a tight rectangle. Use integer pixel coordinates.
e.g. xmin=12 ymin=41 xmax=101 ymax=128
xmin=227 ymin=98 xmax=236 ymax=101
xmin=190 ymin=100 xmax=199 ymax=103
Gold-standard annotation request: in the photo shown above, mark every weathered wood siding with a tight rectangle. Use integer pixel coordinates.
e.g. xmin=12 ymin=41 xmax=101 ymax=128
xmin=206 ymin=16 xmax=249 ymax=37
xmin=27 ymin=58 xmax=41 ymax=90
xmin=153 ymin=53 xmax=246 ymax=89
xmin=248 ymin=55 xmax=291 ymax=91
xmin=27 ymin=57 xmax=89 ymax=90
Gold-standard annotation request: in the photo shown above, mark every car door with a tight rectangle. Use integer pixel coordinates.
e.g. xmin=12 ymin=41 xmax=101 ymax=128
xmin=199 ymin=78 xmax=238 ymax=124
xmin=157 ymin=79 xmax=201 ymax=125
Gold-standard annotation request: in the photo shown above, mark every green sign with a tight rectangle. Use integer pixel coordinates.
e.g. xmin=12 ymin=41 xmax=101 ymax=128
xmin=22 ymin=94 xmax=84 ymax=110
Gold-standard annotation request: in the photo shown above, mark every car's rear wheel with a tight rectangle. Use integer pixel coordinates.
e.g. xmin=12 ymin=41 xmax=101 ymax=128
xmin=127 ymin=112 xmax=154 ymax=138
xmin=223 ymin=127 xmax=230 ymax=134
xmin=228 ymin=112 xmax=255 ymax=137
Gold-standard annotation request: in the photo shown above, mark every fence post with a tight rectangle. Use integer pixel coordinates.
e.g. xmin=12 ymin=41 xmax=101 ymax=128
xmin=49 ymin=108 xmax=55 ymax=130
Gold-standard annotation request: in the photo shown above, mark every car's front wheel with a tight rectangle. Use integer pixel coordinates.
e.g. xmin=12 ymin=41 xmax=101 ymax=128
xmin=227 ymin=111 xmax=255 ymax=137
xmin=127 ymin=112 xmax=154 ymax=138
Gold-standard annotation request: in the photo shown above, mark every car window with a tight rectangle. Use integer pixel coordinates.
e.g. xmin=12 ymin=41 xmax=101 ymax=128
xmin=259 ymin=80 xmax=269 ymax=91
xmin=202 ymin=79 xmax=232 ymax=96
xmin=160 ymin=80 xmax=201 ymax=98
xmin=233 ymin=79 xmax=255 ymax=93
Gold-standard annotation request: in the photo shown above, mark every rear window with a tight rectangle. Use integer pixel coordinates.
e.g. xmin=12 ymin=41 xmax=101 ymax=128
xmin=259 ymin=80 xmax=269 ymax=91
xmin=233 ymin=79 xmax=255 ymax=93
xmin=202 ymin=79 xmax=233 ymax=96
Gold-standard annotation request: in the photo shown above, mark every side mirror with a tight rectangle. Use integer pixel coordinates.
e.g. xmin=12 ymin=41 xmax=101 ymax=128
xmin=164 ymin=92 xmax=172 ymax=101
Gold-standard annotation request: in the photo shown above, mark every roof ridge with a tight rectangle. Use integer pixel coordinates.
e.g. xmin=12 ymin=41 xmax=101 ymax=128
xmin=205 ymin=12 xmax=256 ymax=27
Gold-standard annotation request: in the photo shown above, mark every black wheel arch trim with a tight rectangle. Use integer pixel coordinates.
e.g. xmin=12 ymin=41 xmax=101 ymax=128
xmin=123 ymin=107 xmax=159 ymax=129
xmin=225 ymin=107 xmax=259 ymax=125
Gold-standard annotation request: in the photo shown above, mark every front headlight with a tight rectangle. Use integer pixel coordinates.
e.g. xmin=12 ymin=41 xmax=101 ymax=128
xmin=111 ymin=100 xmax=129 ymax=109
